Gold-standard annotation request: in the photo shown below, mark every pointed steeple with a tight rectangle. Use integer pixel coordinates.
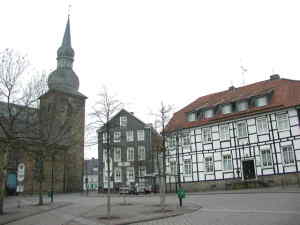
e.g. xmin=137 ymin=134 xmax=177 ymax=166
xmin=47 ymin=17 xmax=81 ymax=95
xmin=57 ymin=16 xmax=74 ymax=64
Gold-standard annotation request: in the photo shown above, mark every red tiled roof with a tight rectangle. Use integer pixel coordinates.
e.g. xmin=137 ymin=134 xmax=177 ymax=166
xmin=166 ymin=78 xmax=300 ymax=133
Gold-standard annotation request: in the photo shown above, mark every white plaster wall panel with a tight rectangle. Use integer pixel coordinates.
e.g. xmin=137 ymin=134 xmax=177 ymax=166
xmin=190 ymin=130 xmax=195 ymax=136
xmin=190 ymin=135 xmax=195 ymax=144
xmin=289 ymin=117 xmax=299 ymax=126
xmin=277 ymin=154 xmax=282 ymax=164
xmin=191 ymin=144 xmax=196 ymax=151
xmin=279 ymin=131 xmax=291 ymax=139
xmin=221 ymin=141 xmax=230 ymax=148
xmin=248 ymin=118 xmax=256 ymax=126
xmin=298 ymin=162 xmax=300 ymax=171
xmin=288 ymin=108 xmax=297 ymax=117
xmin=291 ymin=126 xmax=300 ymax=136
xmin=249 ymin=134 xmax=258 ymax=144
xmin=238 ymin=138 xmax=248 ymax=145
xmin=213 ymin=141 xmax=221 ymax=149
xmin=294 ymin=139 xmax=300 ymax=149
xmin=284 ymin=165 xmax=296 ymax=173
xmin=258 ymin=134 xmax=269 ymax=142
xmin=195 ymin=128 xmax=201 ymax=135
xmin=263 ymin=169 xmax=274 ymax=175
xmin=233 ymin=160 xmax=238 ymax=169
xmin=195 ymin=134 xmax=201 ymax=142
xmin=196 ymin=143 xmax=202 ymax=150
xmin=184 ymin=176 xmax=193 ymax=182
xmin=224 ymin=172 xmax=233 ymax=179
xmin=248 ymin=125 xmax=257 ymax=134
xmin=197 ymin=154 xmax=203 ymax=162
xmin=272 ymin=121 xmax=277 ymax=129
xmin=244 ymin=148 xmax=250 ymax=157
xmin=215 ymin=161 xmax=222 ymax=171
xmin=278 ymin=165 xmax=283 ymax=173
xmin=203 ymin=144 xmax=212 ymax=151
xmin=205 ymin=174 xmax=215 ymax=180
xmin=275 ymin=143 xmax=281 ymax=152
xmin=256 ymin=167 xmax=262 ymax=176
xmin=212 ymin=126 xmax=219 ymax=132
xmin=215 ymin=171 xmax=222 ymax=179
xmin=230 ymin=130 xmax=234 ymax=136
xmin=214 ymin=152 xmax=221 ymax=161
xmin=212 ymin=132 xmax=219 ymax=140
xmin=271 ymin=114 xmax=275 ymax=120
xmin=255 ymin=156 xmax=261 ymax=166
xmin=198 ymin=173 xmax=205 ymax=181
xmin=295 ymin=150 xmax=300 ymax=160
xmin=274 ymin=132 xmax=279 ymax=140
xmin=255 ymin=147 xmax=260 ymax=155
xmin=230 ymin=138 xmax=235 ymax=146
xmin=281 ymin=140 xmax=292 ymax=146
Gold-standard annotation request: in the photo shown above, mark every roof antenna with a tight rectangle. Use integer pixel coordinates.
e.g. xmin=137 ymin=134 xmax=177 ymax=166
xmin=240 ymin=58 xmax=247 ymax=86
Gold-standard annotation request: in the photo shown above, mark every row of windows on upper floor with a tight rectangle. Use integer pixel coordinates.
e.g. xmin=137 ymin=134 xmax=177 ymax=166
xmin=168 ymin=113 xmax=291 ymax=147
xmin=102 ymin=129 xmax=145 ymax=143
xmin=168 ymin=145 xmax=295 ymax=176
xmin=103 ymin=146 xmax=146 ymax=162
xmin=104 ymin=166 xmax=146 ymax=183
xmin=187 ymin=95 xmax=270 ymax=122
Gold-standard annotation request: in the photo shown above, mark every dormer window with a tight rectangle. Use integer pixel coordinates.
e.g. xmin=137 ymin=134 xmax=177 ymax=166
xmin=204 ymin=109 xmax=214 ymax=118
xmin=187 ymin=112 xmax=196 ymax=122
xmin=237 ymin=100 xmax=248 ymax=112
xmin=255 ymin=96 xmax=268 ymax=107
xmin=222 ymin=104 xmax=232 ymax=114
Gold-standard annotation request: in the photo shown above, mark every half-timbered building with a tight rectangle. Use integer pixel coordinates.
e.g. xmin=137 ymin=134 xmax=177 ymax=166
xmin=165 ymin=75 xmax=300 ymax=191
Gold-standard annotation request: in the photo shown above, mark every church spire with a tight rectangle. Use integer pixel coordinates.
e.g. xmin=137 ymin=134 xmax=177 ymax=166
xmin=47 ymin=17 xmax=80 ymax=94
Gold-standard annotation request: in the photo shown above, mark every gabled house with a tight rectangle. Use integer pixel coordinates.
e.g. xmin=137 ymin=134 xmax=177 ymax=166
xmin=98 ymin=109 xmax=160 ymax=192
xmin=165 ymin=74 xmax=300 ymax=191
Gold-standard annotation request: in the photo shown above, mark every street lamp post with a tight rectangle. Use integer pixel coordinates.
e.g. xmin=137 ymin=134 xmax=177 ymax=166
xmin=176 ymin=131 xmax=182 ymax=207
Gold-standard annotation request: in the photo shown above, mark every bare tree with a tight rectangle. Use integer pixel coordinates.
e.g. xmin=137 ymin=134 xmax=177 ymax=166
xmin=90 ymin=86 xmax=122 ymax=218
xmin=152 ymin=102 xmax=172 ymax=211
xmin=0 ymin=49 xmax=47 ymax=213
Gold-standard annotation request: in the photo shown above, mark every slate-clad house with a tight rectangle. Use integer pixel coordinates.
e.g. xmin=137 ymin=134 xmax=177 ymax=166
xmin=165 ymin=75 xmax=300 ymax=191
xmin=98 ymin=109 xmax=160 ymax=191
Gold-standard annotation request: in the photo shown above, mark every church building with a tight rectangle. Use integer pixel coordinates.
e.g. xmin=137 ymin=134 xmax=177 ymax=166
xmin=5 ymin=17 xmax=86 ymax=194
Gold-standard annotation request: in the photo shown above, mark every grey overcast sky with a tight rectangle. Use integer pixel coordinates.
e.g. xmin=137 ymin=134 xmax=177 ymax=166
xmin=1 ymin=0 xmax=300 ymax=158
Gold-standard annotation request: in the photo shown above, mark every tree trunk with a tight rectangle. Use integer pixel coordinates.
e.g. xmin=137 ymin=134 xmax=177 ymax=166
xmin=38 ymin=180 xmax=43 ymax=205
xmin=0 ymin=151 xmax=7 ymax=215
xmin=107 ymin=156 xmax=111 ymax=218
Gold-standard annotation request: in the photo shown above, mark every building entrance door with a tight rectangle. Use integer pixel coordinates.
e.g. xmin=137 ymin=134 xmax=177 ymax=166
xmin=242 ymin=160 xmax=256 ymax=180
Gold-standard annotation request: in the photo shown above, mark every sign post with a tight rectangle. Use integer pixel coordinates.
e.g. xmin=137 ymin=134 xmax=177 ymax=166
xmin=176 ymin=188 xmax=186 ymax=208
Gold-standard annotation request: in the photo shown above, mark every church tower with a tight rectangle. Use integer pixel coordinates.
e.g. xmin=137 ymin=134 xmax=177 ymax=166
xmin=39 ymin=17 xmax=87 ymax=192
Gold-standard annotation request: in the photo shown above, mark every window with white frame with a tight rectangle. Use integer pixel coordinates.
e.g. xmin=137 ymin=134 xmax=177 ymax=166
xmin=169 ymin=136 xmax=176 ymax=148
xmin=126 ymin=130 xmax=134 ymax=142
xmin=170 ymin=161 xmax=177 ymax=175
xmin=220 ymin=124 xmax=230 ymax=140
xmin=237 ymin=101 xmax=248 ymax=111
xmin=223 ymin=154 xmax=232 ymax=171
xmin=187 ymin=112 xmax=196 ymax=122
xmin=138 ymin=146 xmax=145 ymax=160
xmin=237 ymin=121 xmax=248 ymax=138
xmin=114 ymin=148 xmax=121 ymax=162
xmin=139 ymin=166 xmax=146 ymax=177
xmin=202 ymin=127 xmax=212 ymax=143
xmin=137 ymin=130 xmax=145 ymax=141
xmin=120 ymin=116 xmax=127 ymax=127
xmin=102 ymin=132 xmax=107 ymax=143
xmin=204 ymin=109 xmax=214 ymax=118
xmin=277 ymin=114 xmax=290 ymax=131
xmin=257 ymin=117 xmax=269 ymax=134
xmin=184 ymin=159 xmax=192 ymax=176
xmin=103 ymin=150 xmax=107 ymax=162
xmin=127 ymin=147 xmax=134 ymax=161
xmin=222 ymin=104 xmax=232 ymax=114
xmin=182 ymin=132 xmax=190 ymax=145
xmin=261 ymin=148 xmax=272 ymax=167
xmin=282 ymin=145 xmax=295 ymax=165
xmin=256 ymin=96 xmax=268 ymax=107
xmin=114 ymin=131 xmax=121 ymax=142
xmin=127 ymin=167 xmax=135 ymax=182
xmin=115 ymin=167 xmax=121 ymax=182
xmin=205 ymin=157 xmax=214 ymax=173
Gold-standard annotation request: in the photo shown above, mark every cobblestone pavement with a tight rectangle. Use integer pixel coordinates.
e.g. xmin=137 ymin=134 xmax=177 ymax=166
xmin=2 ymin=188 xmax=300 ymax=225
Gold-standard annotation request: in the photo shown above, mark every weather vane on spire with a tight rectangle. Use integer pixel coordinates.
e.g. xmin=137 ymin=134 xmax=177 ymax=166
xmin=68 ymin=4 xmax=72 ymax=17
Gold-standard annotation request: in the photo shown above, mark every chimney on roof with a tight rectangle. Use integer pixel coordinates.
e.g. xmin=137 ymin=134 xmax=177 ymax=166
xmin=270 ymin=74 xmax=280 ymax=80
xmin=228 ymin=85 xmax=235 ymax=91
